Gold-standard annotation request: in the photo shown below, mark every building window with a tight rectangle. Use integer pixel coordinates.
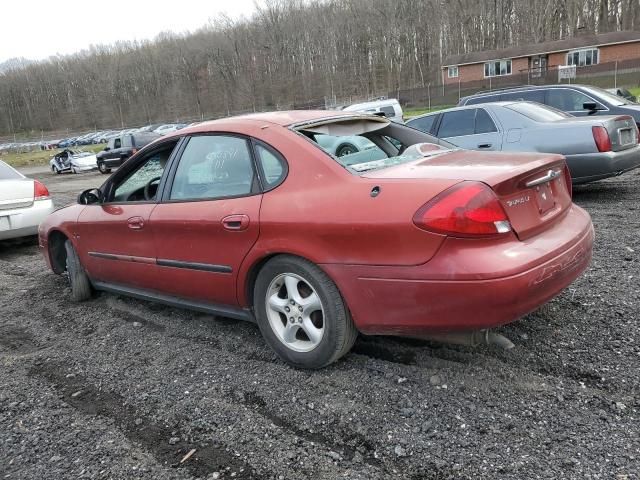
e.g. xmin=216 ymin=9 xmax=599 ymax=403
xmin=484 ymin=59 xmax=512 ymax=77
xmin=567 ymin=48 xmax=599 ymax=67
xmin=448 ymin=66 xmax=459 ymax=78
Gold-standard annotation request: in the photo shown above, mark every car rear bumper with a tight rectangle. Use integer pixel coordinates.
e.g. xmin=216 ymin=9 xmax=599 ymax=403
xmin=0 ymin=199 xmax=55 ymax=240
xmin=566 ymin=145 xmax=640 ymax=184
xmin=322 ymin=205 xmax=593 ymax=335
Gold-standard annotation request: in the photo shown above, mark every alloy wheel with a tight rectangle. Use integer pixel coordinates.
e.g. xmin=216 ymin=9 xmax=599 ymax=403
xmin=265 ymin=273 xmax=325 ymax=352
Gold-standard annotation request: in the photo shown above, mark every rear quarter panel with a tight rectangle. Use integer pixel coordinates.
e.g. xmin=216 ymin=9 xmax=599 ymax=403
xmin=235 ymin=123 xmax=458 ymax=304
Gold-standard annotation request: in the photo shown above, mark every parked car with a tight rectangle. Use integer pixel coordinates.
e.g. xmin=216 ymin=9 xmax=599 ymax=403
xmin=50 ymin=149 xmax=98 ymax=174
xmin=39 ymin=110 xmax=593 ymax=368
xmin=96 ymin=132 xmax=161 ymax=173
xmin=0 ymin=160 xmax=54 ymax=240
xmin=458 ymin=84 xmax=640 ymax=127
xmin=343 ymin=98 xmax=404 ymax=123
xmin=154 ymin=124 xmax=182 ymax=135
xmin=407 ymin=101 xmax=640 ymax=184
xmin=606 ymin=87 xmax=637 ymax=103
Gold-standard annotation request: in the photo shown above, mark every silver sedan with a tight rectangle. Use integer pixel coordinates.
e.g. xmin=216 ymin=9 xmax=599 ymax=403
xmin=0 ymin=161 xmax=55 ymax=240
xmin=407 ymin=101 xmax=640 ymax=184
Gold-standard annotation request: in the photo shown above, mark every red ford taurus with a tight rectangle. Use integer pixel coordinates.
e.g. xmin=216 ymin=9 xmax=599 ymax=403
xmin=39 ymin=111 xmax=594 ymax=368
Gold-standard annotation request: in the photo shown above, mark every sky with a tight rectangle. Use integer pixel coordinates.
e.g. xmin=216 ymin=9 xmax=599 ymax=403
xmin=0 ymin=0 xmax=261 ymax=63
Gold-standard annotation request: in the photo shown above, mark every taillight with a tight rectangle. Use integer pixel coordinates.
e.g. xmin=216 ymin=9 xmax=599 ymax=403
xmin=592 ymin=126 xmax=611 ymax=152
xmin=563 ymin=164 xmax=572 ymax=199
xmin=34 ymin=180 xmax=50 ymax=200
xmin=413 ymin=181 xmax=511 ymax=237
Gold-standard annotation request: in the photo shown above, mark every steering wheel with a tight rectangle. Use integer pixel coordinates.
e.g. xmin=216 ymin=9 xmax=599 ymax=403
xmin=143 ymin=176 xmax=162 ymax=200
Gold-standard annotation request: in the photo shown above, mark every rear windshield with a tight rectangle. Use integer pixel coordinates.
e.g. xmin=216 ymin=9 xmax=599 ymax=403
xmin=504 ymin=102 xmax=571 ymax=122
xmin=0 ymin=161 xmax=23 ymax=180
xmin=299 ymin=119 xmax=451 ymax=174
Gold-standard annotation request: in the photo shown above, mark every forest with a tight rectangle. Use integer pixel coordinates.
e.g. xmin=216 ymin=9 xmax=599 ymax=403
xmin=0 ymin=0 xmax=638 ymax=136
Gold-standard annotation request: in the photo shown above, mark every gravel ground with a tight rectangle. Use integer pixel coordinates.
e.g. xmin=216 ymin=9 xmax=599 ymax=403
xmin=1 ymin=166 xmax=638 ymax=479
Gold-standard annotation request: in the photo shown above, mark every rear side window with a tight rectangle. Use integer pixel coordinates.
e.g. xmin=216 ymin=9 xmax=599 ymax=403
xmin=501 ymin=90 xmax=545 ymax=103
xmin=255 ymin=142 xmax=287 ymax=189
xmin=475 ymin=109 xmax=497 ymax=134
xmin=408 ymin=115 xmax=437 ymax=134
xmin=170 ymin=135 xmax=255 ymax=201
xmin=438 ymin=110 xmax=475 ymax=137
xmin=380 ymin=106 xmax=396 ymax=118
xmin=0 ymin=161 xmax=22 ymax=180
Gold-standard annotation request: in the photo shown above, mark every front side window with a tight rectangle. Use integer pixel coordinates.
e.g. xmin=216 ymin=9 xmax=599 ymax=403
xmin=112 ymin=142 xmax=177 ymax=202
xmin=113 ymin=138 xmax=122 ymax=149
xmin=567 ymin=48 xmax=598 ymax=67
xmin=484 ymin=59 xmax=512 ymax=77
xmin=448 ymin=66 xmax=459 ymax=78
xmin=170 ymin=135 xmax=255 ymax=201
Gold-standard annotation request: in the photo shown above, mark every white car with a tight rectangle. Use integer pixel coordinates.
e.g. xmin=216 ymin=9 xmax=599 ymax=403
xmin=50 ymin=149 xmax=98 ymax=174
xmin=342 ymin=98 xmax=404 ymax=123
xmin=153 ymin=124 xmax=181 ymax=135
xmin=0 ymin=160 xmax=55 ymax=240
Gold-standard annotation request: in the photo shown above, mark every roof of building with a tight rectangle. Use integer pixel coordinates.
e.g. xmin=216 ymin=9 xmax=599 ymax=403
xmin=443 ymin=30 xmax=640 ymax=67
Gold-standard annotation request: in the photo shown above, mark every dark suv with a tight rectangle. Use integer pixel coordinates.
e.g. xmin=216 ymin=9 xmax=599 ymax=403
xmin=459 ymin=84 xmax=640 ymax=127
xmin=96 ymin=133 xmax=160 ymax=174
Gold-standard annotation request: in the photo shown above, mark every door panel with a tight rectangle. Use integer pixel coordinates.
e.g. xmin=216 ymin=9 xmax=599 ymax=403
xmin=150 ymin=195 xmax=261 ymax=305
xmin=77 ymin=203 xmax=160 ymax=287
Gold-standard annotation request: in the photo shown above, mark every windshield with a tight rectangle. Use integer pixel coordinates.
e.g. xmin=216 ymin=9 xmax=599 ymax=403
xmin=582 ymin=85 xmax=635 ymax=106
xmin=505 ymin=102 xmax=572 ymax=122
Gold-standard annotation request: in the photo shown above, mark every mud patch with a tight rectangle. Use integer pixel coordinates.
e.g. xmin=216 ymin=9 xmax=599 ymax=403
xmin=0 ymin=326 xmax=38 ymax=354
xmin=30 ymin=362 xmax=258 ymax=479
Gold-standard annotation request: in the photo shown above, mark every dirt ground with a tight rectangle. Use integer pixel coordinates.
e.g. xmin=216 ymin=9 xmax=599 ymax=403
xmin=1 ymin=165 xmax=638 ymax=479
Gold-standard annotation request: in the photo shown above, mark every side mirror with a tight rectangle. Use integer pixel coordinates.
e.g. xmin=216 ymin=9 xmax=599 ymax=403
xmin=583 ymin=102 xmax=599 ymax=111
xmin=77 ymin=188 xmax=104 ymax=205
xmin=104 ymin=147 xmax=111 ymax=151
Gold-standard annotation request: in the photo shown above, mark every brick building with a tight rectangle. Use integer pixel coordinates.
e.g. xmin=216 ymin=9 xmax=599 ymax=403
xmin=442 ymin=30 xmax=640 ymax=85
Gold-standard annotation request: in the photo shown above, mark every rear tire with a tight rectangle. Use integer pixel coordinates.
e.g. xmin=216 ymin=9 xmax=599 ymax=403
xmin=64 ymin=240 xmax=92 ymax=302
xmin=254 ymin=255 xmax=357 ymax=369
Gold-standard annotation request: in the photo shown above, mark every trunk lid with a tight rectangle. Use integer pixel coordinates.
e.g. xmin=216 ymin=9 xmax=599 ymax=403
xmin=362 ymin=149 xmax=572 ymax=240
xmin=602 ymin=115 xmax=639 ymax=152
xmin=553 ymin=115 xmax=639 ymax=152
xmin=0 ymin=179 xmax=35 ymax=210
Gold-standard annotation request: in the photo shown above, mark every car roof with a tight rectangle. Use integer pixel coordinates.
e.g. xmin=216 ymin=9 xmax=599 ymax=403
xmin=461 ymin=83 xmax=601 ymax=101
xmin=158 ymin=110 xmax=384 ymax=141
xmin=408 ymin=102 xmax=518 ymax=120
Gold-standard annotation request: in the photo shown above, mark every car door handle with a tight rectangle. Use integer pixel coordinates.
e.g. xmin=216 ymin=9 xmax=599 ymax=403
xmin=478 ymin=143 xmax=492 ymax=149
xmin=222 ymin=214 xmax=250 ymax=231
xmin=127 ymin=216 xmax=145 ymax=230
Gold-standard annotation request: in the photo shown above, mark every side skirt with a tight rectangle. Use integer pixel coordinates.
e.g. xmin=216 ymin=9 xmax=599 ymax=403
xmin=92 ymin=280 xmax=256 ymax=323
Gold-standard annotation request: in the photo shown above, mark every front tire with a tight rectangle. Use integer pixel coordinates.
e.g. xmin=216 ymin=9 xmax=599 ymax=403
xmin=98 ymin=162 xmax=111 ymax=174
xmin=254 ymin=255 xmax=357 ymax=368
xmin=64 ymin=240 xmax=92 ymax=301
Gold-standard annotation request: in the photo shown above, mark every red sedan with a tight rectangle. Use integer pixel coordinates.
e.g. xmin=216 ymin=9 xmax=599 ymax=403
xmin=39 ymin=111 xmax=594 ymax=368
